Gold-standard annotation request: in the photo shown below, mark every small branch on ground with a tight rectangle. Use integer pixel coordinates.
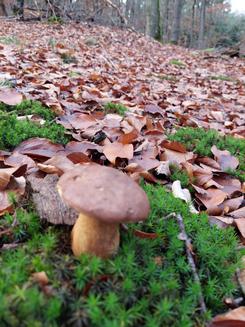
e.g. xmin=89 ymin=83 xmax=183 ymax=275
xmin=1 ymin=243 xmax=23 ymax=251
xmin=176 ymin=213 xmax=207 ymax=314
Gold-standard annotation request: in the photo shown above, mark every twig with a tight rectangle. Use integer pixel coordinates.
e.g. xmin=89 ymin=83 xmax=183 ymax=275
xmin=0 ymin=228 xmax=12 ymax=237
xmin=159 ymin=213 xmax=177 ymax=221
xmin=176 ymin=213 xmax=207 ymax=314
xmin=1 ymin=243 xmax=22 ymax=251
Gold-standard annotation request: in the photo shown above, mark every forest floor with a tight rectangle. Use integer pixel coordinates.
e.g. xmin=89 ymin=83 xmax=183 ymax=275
xmin=0 ymin=20 xmax=244 ymax=326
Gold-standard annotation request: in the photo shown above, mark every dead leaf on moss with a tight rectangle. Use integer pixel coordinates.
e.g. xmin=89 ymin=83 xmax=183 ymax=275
xmin=211 ymin=145 xmax=239 ymax=171
xmin=210 ymin=306 xmax=245 ymax=327
xmin=196 ymin=188 xmax=227 ymax=208
xmin=0 ymin=191 xmax=12 ymax=216
xmin=103 ymin=142 xmax=133 ymax=164
xmin=0 ymin=89 xmax=23 ymax=106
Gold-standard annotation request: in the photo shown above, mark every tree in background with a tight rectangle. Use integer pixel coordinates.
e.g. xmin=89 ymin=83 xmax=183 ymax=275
xmin=0 ymin=0 xmax=7 ymax=16
xmin=1 ymin=0 xmax=244 ymax=49
xmin=171 ymin=0 xmax=184 ymax=44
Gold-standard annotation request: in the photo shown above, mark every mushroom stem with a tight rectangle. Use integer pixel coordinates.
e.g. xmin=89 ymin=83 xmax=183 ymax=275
xmin=71 ymin=213 xmax=120 ymax=258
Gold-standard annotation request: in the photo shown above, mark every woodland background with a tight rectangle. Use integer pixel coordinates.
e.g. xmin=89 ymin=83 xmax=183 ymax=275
xmin=0 ymin=0 xmax=245 ymax=50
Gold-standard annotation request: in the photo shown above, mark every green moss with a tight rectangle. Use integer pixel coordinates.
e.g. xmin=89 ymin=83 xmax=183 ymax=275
xmin=169 ymin=164 xmax=190 ymax=188
xmin=168 ymin=127 xmax=245 ymax=181
xmin=103 ymin=102 xmax=128 ymax=116
xmin=0 ymin=183 xmax=241 ymax=326
xmin=169 ymin=59 xmax=186 ymax=67
xmin=0 ymin=35 xmax=20 ymax=45
xmin=0 ymin=100 xmax=70 ymax=150
xmin=0 ymin=79 xmax=15 ymax=88
xmin=60 ymin=53 xmax=77 ymax=64
xmin=210 ymin=75 xmax=235 ymax=82
xmin=47 ymin=16 xmax=63 ymax=24
xmin=68 ymin=71 xmax=81 ymax=78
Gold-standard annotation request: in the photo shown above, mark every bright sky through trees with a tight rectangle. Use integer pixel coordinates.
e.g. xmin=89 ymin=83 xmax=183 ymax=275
xmin=230 ymin=0 xmax=245 ymax=13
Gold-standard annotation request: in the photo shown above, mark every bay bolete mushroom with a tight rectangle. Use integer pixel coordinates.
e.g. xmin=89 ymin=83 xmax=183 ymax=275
xmin=57 ymin=164 xmax=150 ymax=258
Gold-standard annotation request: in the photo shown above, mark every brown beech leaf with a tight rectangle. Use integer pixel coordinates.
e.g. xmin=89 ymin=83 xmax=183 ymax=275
xmin=196 ymin=188 xmax=227 ymax=209
xmin=235 ymin=219 xmax=245 ymax=238
xmin=0 ymin=168 xmax=16 ymax=191
xmin=212 ymin=175 xmax=241 ymax=196
xmin=5 ymin=152 xmax=36 ymax=171
xmin=211 ymin=145 xmax=239 ymax=171
xmin=161 ymin=148 xmax=194 ymax=165
xmin=67 ymin=152 xmax=91 ymax=164
xmin=196 ymin=157 xmax=221 ymax=170
xmin=156 ymin=161 xmax=171 ymax=176
xmin=32 ymin=271 xmax=49 ymax=286
xmin=0 ymin=166 xmax=27 ymax=191
xmin=210 ymin=111 xmax=224 ymax=122
xmin=144 ymin=104 xmax=164 ymax=117
xmin=193 ymin=168 xmax=213 ymax=186
xmin=118 ymin=129 xmax=139 ymax=144
xmin=14 ymin=138 xmax=64 ymax=160
xmin=42 ymin=155 xmax=75 ymax=174
xmin=65 ymin=113 xmax=98 ymax=130
xmin=0 ymin=89 xmax=23 ymax=106
xmin=161 ymin=140 xmax=186 ymax=153
xmin=228 ymin=207 xmax=245 ymax=219
xmin=0 ymin=191 xmax=12 ymax=216
xmin=130 ymin=158 xmax=160 ymax=171
xmin=103 ymin=142 xmax=133 ymax=164
xmin=65 ymin=141 xmax=102 ymax=154
xmin=219 ymin=196 xmax=244 ymax=213
xmin=209 ymin=307 xmax=245 ymax=327
xmin=8 ymin=176 xmax=26 ymax=195
xmin=133 ymin=229 xmax=158 ymax=239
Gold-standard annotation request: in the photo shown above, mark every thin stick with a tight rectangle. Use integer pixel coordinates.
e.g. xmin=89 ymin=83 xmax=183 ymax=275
xmin=1 ymin=243 xmax=22 ymax=251
xmin=176 ymin=213 xmax=207 ymax=314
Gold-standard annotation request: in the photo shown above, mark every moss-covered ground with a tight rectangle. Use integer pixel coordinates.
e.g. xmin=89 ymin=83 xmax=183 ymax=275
xmin=168 ymin=127 xmax=245 ymax=182
xmin=0 ymin=185 xmax=242 ymax=327
xmin=0 ymin=100 xmax=70 ymax=150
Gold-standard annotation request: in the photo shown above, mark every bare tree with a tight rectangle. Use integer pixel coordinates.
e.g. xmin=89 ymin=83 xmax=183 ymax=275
xmin=198 ymin=0 xmax=206 ymax=49
xmin=0 ymin=0 xmax=7 ymax=16
xmin=171 ymin=0 xmax=184 ymax=44
xmin=145 ymin=0 xmax=161 ymax=39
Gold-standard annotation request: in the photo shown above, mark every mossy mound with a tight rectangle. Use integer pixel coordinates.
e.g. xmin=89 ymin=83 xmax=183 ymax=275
xmin=0 ymin=184 xmax=242 ymax=326
xmin=0 ymin=100 xmax=70 ymax=150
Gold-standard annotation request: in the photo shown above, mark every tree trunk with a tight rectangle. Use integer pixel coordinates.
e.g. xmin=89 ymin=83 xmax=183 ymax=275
xmin=198 ymin=0 xmax=206 ymax=49
xmin=145 ymin=0 xmax=161 ymax=39
xmin=0 ymin=0 xmax=7 ymax=16
xmin=17 ymin=0 xmax=25 ymax=19
xmin=171 ymin=0 xmax=184 ymax=44
xmin=189 ymin=0 xmax=196 ymax=47
xmin=163 ymin=0 xmax=170 ymax=42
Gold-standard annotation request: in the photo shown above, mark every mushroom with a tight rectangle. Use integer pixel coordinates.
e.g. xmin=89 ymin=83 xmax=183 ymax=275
xmin=57 ymin=164 xmax=150 ymax=258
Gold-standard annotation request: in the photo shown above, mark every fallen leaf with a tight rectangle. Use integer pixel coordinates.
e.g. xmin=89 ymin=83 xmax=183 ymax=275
xmin=235 ymin=218 xmax=245 ymax=238
xmin=196 ymin=188 xmax=227 ymax=209
xmin=228 ymin=207 xmax=245 ymax=219
xmin=103 ymin=142 xmax=133 ymax=164
xmin=0 ymin=89 xmax=23 ymax=105
xmin=0 ymin=191 xmax=12 ymax=216
xmin=211 ymin=145 xmax=239 ymax=171
xmin=209 ymin=306 xmax=245 ymax=327
xmin=32 ymin=272 xmax=49 ymax=286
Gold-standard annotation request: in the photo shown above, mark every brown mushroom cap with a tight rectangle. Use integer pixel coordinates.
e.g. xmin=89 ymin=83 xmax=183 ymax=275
xmin=57 ymin=164 xmax=150 ymax=223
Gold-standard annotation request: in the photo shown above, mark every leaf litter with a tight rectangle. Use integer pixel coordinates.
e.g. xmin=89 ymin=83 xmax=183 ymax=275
xmin=0 ymin=20 xmax=244 ymax=322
